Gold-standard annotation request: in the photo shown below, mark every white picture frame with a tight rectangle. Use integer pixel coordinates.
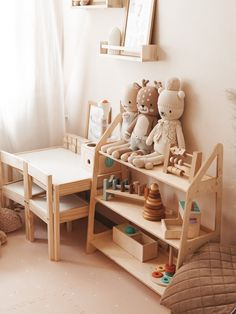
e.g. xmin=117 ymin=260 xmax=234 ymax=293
xmin=87 ymin=102 xmax=111 ymax=143
xmin=123 ymin=0 xmax=156 ymax=53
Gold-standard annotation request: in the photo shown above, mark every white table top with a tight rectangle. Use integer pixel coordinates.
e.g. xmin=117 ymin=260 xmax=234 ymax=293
xmin=18 ymin=147 xmax=92 ymax=185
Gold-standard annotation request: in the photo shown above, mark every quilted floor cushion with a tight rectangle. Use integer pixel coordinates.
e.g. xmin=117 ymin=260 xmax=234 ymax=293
xmin=160 ymin=243 xmax=236 ymax=314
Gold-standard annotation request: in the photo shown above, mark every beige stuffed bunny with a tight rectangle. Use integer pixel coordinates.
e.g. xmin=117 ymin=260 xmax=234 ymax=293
xmin=101 ymin=82 xmax=140 ymax=154
xmin=112 ymin=80 xmax=161 ymax=161
xmin=132 ymin=77 xmax=185 ymax=170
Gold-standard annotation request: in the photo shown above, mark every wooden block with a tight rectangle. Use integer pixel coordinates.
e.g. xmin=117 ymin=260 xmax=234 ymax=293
xmin=81 ymin=142 xmax=121 ymax=174
xmin=161 ymin=217 xmax=200 ymax=239
xmin=113 ymin=224 xmax=158 ymax=262
xmin=69 ymin=144 xmax=76 ymax=153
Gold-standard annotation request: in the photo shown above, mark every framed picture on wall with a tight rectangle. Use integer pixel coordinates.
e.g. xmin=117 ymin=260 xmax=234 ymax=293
xmin=123 ymin=0 xmax=156 ymax=53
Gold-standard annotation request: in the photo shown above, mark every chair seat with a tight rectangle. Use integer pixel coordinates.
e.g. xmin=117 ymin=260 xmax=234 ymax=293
xmin=2 ymin=181 xmax=44 ymax=206
xmin=3 ymin=180 xmax=44 ymax=196
xmin=31 ymin=194 xmax=88 ymax=214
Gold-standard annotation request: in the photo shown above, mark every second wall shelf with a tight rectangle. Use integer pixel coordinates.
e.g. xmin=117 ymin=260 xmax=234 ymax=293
xmin=100 ymin=41 xmax=158 ymax=62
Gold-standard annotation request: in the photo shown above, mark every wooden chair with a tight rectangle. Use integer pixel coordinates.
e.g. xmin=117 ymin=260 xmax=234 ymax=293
xmin=0 ymin=151 xmax=44 ymax=238
xmin=24 ymin=162 xmax=89 ymax=261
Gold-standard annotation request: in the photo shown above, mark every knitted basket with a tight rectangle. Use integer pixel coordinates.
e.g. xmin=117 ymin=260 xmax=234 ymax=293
xmin=0 ymin=208 xmax=23 ymax=233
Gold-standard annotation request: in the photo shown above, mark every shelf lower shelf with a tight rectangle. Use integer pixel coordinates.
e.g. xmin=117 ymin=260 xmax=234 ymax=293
xmin=91 ymin=231 xmax=167 ymax=296
xmin=95 ymin=195 xmax=181 ymax=250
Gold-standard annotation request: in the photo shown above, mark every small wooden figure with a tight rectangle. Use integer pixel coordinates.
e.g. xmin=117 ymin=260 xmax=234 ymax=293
xmin=143 ymin=183 xmax=165 ymax=221
xmin=163 ymin=144 xmax=202 ymax=182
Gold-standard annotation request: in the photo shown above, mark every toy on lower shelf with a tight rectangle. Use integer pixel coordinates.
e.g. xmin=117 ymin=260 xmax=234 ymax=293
xmin=143 ymin=183 xmax=165 ymax=221
xmin=161 ymin=200 xmax=201 ymax=239
xmin=151 ymin=246 xmax=176 ymax=286
xmin=103 ymin=176 xmax=146 ymax=202
xmin=113 ymin=223 xmax=158 ymax=262
xmin=163 ymin=145 xmax=202 ymax=182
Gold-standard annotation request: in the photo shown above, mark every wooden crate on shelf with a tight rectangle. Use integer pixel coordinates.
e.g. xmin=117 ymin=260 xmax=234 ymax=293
xmin=161 ymin=216 xmax=200 ymax=240
xmin=113 ymin=223 xmax=158 ymax=262
xmin=81 ymin=142 xmax=121 ymax=174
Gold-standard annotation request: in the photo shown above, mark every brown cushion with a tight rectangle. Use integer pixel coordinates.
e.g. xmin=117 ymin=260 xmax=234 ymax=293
xmin=160 ymin=243 xmax=236 ymax=314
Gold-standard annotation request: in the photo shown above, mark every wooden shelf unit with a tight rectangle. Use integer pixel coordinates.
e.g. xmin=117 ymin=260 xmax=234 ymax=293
xmin=86 ymin=113 xmax=223 ymax=296
xmin=100 ymin=41 xmax=158 ymax=62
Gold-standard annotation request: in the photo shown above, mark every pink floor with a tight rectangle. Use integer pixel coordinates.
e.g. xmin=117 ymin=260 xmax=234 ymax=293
xmin=0 ymin=218 xmax=170 ymax=314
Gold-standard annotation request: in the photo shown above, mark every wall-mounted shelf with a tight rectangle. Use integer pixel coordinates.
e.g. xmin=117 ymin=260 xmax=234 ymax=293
xmin=100 ymin=41 xmax=158 ymax=62
xmin=72 ymin=0 xmax=123 ymax=9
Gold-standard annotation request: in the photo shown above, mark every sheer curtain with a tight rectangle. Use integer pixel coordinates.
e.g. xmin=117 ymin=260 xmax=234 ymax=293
xmin=0 ymin=0 xmax=65 ymax=152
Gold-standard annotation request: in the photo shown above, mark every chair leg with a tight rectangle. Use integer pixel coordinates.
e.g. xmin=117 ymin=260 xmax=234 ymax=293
xmin=54 ymin=215 xmax=60 ymax=261
xmin=53 ymin=187 xmax=60 ymax=261
xmin=1 ymin=194 xmax=7 ymax=208
xmin=47 ymin=218 xmax=54 ymax=261
xmin=28 ymin=210 xmax=35 ymax=242
xmin=24 ymin=204 xmax=29 ymax=240
xmin=66 ymin=221 xmax=72 ymax=232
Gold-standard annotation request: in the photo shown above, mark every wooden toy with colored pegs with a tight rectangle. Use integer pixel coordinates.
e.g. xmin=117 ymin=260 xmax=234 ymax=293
xmin=163 ymin=144 xmax=202 ymax=182
xmin=103 ymin=176 xmax=147 ymax=202
xmin=143 ymin=183 xmax=165 ymax=221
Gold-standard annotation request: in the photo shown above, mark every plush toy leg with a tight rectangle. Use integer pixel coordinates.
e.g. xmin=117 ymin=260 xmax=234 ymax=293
xmin=101 ymin=140 xmax=125 ymax=153
xmin=127 ymin=150 xmax=146 ymax=164
xmin=120 ymin=150 xmax=134 ymax=161
xmin=133 ymin=153 xmax=164 ymax=169
xmin=107 ymin=142 xmax=129 ymax=155
xmin=112 ymin=147 xmax=133 ymax=159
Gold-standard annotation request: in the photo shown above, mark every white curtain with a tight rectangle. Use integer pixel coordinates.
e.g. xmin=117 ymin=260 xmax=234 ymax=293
xmin=0 ymin=0 xmax=65 ymax=153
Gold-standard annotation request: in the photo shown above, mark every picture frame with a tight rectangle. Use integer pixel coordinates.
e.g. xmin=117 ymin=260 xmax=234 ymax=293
xmin=122 ymin=0 xmax=156 ymax=53
xmin=87 ymin=101 xmax=111 ymax=142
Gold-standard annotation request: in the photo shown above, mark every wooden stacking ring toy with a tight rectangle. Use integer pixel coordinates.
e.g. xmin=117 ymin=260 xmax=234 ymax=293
xmin=152 ymin=271 xmax=163 ymax=278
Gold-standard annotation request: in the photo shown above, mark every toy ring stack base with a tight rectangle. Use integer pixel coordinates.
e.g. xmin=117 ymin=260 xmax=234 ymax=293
xmin=151 ymin=274 xmax=173 ymax=287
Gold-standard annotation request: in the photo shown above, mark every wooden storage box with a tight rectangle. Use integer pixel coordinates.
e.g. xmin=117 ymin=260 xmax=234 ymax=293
xmin=113 ymin=224 xmax=158 ymax=262
xmin=162 ymin=217 xmax=200 ymax=239
xmin=81 ymin=142 xmax=120 ymax=174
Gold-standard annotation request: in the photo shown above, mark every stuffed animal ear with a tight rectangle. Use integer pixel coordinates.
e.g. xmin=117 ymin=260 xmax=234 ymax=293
xmin=158 ymin=86 xmax=164 ymax=94
xmin=154 ymin=81 xmax=162 ymax=90
xmin=178 ymin=91 xmax=185 ymax=99
xmin=133 ymin=82 xmax=142 ymax=90
xmin=142 ymin=79 xmax=149 ymax=87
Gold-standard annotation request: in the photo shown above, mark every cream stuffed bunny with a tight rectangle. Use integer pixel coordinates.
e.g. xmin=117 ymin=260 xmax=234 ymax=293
xmin=132 ymin=77 xmax=185 ymax=170
xmin=101 ymin=82 xmax=140 ymax=154
xmin=114 ymin=80 xmax=161 ymax=161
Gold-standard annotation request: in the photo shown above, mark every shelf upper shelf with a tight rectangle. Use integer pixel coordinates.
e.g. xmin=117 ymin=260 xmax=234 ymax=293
xmin=91 ymin=231 xmax=167 ymax=296
xmin=95 ymin=195 xmax=181 ymax=250
xmin=100 ymin=151 xmax=215 ymax=192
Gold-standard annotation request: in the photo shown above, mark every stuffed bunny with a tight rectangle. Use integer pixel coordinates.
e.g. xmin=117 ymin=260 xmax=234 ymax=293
xmin=112 ymin=80 xmax=161 ymax=161
xmin=101 ymin=82 xmax=140 ymax=154
xmin=132 ymin=77 xmax=185 ymax=170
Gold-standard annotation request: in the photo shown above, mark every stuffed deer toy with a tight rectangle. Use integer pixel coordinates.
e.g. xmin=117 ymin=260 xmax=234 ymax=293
xmin=112 ymin=80 xmax=161 ymax=161
xmin=101 ymin=82 xmax=140 ymax=154
xmin=132 ymin=77 xmax=185 ymax=170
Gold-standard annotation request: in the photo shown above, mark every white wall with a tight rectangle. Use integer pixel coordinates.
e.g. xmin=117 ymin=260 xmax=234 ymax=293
xmin=63 ymin=0 xmax=236 ymax=244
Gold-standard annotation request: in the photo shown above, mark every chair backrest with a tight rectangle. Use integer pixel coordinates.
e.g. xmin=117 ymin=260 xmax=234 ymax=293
xmin=0 ymin=151 xmax=24 ymax=185
xmin=23 ymin=162 xmax=53 ymax=215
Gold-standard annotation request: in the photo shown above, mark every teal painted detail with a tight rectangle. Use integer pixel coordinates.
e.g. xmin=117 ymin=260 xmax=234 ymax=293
xmin=105 ymin=157 xmax=115 ymax=168
xmin=125 ymin=226 xmax=136 ymax=235
xmin=179 ymin=200 xmax=200 ymax=212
